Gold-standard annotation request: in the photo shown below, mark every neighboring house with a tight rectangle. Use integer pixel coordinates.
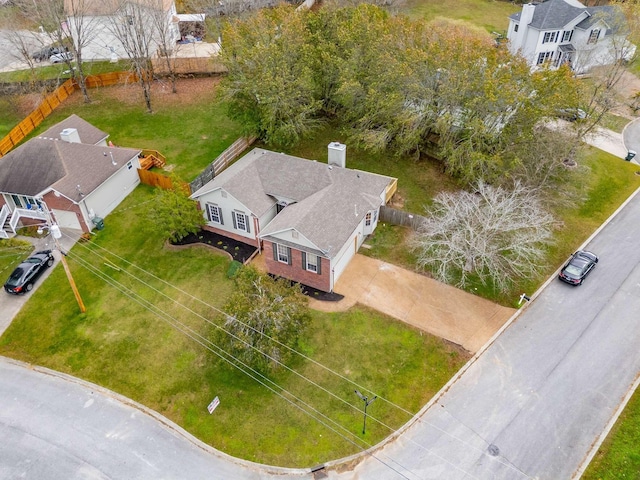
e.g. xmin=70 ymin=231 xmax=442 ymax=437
xmin=0 ymin=115 xmax=141 ymax=238
xmin=64 ymin=0 xmax=181 ymax=61
xmin=507 ymin=0 xmax=635 ymax=74
xmin=191 ymin=144 xmax=397 ymax=293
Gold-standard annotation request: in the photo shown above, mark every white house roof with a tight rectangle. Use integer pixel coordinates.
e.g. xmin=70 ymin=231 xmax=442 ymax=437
xmin=191 ymin=148 xmax=394 ymax=258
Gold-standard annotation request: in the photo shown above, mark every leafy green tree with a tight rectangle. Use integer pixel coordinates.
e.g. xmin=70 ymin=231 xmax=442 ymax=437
xmin=148 ymin=180 xmax=204 ymax=242
xmin=220 ymin=5 xmax=323 ymax=146
xmin=217 ymin=266 xmax=311 ymax=373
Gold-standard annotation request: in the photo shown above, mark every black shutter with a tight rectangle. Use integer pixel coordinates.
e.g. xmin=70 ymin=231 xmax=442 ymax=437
xmin=287 ymin=247 xmax=292 ymax=265
xmin=317 ymin=257 xmax=321 ymax=275
xmin=206 ymin=205 xmax=212 ymax=222
xmin=219 ymin=208 xmax=224 ymax=225
xmin=245 ymin=214 xmax=250 ymax=233
xmin=273 ymin=243 xmax=278 ymax=261
xmin=301 ymin=252 xmax=306 ymax=270
xmin=232 ymin=211 xmax=237 ymax=229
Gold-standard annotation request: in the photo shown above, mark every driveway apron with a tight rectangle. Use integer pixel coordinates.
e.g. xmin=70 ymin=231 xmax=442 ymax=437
xmin=309 ymin=254 xmax=515 ymax=353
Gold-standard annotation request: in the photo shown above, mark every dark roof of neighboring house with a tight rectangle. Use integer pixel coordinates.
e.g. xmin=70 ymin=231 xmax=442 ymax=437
xmin=530 ymin=0 xmax=587 ymax=30
xmin=510 ymin=0 xmax=618 ymax=31
xmin=191 ymin=148 xmax=393 ymax=258
xmin=38 ymin=114 xmax=108 ymax=145
xmin=0 ymin=137 xmax=140 ymax=202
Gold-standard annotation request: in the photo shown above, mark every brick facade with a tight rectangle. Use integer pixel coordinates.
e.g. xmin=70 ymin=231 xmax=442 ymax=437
xmin=263 ymin=241 xmax=331 ymax=292
xmin=202 ymin=224 xmax=259 ymax=248
xmin=43 ymin=192 xmax=89 ymax=233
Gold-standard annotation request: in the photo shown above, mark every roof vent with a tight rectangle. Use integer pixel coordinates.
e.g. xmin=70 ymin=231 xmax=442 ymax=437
xmin=60 ymin=128 xmax=81 ymax=144
xmin=328 ymin=142 xmax=346 ymax=168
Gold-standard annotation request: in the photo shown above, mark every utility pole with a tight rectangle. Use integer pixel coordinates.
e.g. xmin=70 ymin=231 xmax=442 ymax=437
xmin=39 ymin=200 xmax=86 ymax=313
xmin=354 ymin=390 xmax=377 ymax=435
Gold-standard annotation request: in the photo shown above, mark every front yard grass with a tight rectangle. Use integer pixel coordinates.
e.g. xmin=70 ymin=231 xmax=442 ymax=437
xmin=0 ymin=185 xmax=469 ymax=467
xmin=401 ymin=0 xmax=519 ymax=34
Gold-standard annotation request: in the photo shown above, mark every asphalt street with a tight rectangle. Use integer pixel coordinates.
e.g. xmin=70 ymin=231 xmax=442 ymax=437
xmin=623 ymin=117 xmax=640 ymax=158
xmin=0 ymin=29 xmax=50 ymax=72
xmin=346 ymin=188 xmax=640 ymax=479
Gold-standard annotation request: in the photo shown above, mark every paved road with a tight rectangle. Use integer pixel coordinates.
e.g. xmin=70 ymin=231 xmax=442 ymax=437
xmin=623 ymin=117 xmax=640 ymax=159
xmin=0 ymin=29 xmax=50 ymax=72
xmin=0 ymin=358 xmax=310 ymax=480
xmin=346 ymin=188 xmax=640 ymax=479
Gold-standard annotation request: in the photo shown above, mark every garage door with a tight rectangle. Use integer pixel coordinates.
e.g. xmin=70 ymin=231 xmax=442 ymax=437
xmin=52 ymin=209 xmax=82 ymax=231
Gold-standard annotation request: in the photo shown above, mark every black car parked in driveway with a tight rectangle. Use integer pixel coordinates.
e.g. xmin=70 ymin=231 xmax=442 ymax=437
xmin=4 ymin=250 xmax=54 ymax=294
xmin=558 ymin=250 xmax=599 ymax=286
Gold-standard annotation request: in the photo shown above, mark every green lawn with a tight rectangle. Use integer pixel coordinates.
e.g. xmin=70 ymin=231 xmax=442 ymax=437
xmin=0 ymin=185 xmax=469 ymax=467
xmin=0 ymin=95 xmax=24 ymax=139
xmin=401 ymin=0 xmax=519 ymax=34
xmin=14 ymin=77 xmax=244 ymax=181
xmin=0 ymin=60 xmax=133 ymax=84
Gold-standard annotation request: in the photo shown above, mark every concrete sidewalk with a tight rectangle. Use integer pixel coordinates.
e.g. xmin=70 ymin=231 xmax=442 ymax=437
xmin=309 ymin=254 xmax=515 ymax=353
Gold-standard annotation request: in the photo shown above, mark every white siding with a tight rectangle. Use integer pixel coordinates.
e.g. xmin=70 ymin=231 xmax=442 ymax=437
xmin=82 ymin=156 xmax=141 ymax=225
xmin=198 ymin=189 xmax=268 ymax=242
xmin=266 ymin=229 xmax=319 ymax=250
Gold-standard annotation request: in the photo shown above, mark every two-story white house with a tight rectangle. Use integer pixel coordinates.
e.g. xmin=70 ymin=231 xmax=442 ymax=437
xmin=64 ymin=0 xmax=181 ymax=62
xmin=507 ymin=0 xmax=635 ymax=74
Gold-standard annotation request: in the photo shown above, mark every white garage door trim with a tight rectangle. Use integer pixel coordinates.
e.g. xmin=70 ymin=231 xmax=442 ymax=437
xmin=52 ymin=209 xmax=82 ymax=231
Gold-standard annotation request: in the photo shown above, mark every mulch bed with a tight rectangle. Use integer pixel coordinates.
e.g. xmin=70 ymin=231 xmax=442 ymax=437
xmin=171 ymin=229 xmax=257 ymax=263
xmin=173 ymin=230 xmax=344 ymax=302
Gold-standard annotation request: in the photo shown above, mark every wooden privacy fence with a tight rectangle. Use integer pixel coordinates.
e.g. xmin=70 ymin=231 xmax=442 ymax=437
xmin=0 ymin=72 xmax=139 ymax=158
xmin=0 ymin=78 xmax=75 ymax=156
xmin=189 ymin=136 xmax=257 ymax=193
xmin=138 ymin=169 xmax=181 ymax=191
xmin=152 ymin=57 xmax=227 ymax=75
xmin=379 ymin=206 xmax=427 ymax=230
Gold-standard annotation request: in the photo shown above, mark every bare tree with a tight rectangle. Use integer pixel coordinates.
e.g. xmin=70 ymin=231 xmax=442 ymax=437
xmin=105 ymin=0 xmax=162 ymax=112
xmin=147 ymin=0 xmax=180 ymax=93
xmin=14 ymin=0 xmax=98 ymax=103
xmin=0 ymin=29 xmax=41 ymax=84
xmin=411 ymin=181 xmax=558 ymax=291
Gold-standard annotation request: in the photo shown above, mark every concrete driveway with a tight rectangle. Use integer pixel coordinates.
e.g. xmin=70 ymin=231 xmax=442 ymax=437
xmin=310 ymin=255 xmax=515 ymax=353
xmin=0 ymin=230 xmax=81 ymax=337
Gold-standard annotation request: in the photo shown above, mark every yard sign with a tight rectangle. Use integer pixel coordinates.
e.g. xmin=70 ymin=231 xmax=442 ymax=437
xmin=207 ymin=396 xmax=220 ymax=414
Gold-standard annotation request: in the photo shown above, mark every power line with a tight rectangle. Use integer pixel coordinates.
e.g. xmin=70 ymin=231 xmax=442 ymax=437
xmin=62 ymin=232 xmax=530 ymax=479
xmin=65 ymin=250 xmax=419 ymax=480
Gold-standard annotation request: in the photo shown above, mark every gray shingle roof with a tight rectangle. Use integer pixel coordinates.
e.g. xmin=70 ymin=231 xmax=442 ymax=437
xmin=38 ymin=114 xmax=108 ymax=145
xmin=0 ymin=138 xmax=140 ymax=201
xmin=192 ymin=148 xmax=394 ymax=258
xmin=529 ymin=0 xmax=588 ymax=30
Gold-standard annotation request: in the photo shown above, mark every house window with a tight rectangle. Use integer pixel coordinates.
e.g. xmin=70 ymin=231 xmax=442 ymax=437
xmin=588 ymin=29 xmax=600 ymax=44
xmin=206 ymin=203 xmax=223 ymax=225
xmin=562 ymin=30 xmax=573 ymax=42
xmin=127 ymin=161 xmax=133 ymax=170
xmin=276 ymin=243 xmax=290 ymax=264
xmin=232 ymin=211 xmax=250 ymax=233
xmin=365 ymin=212 xmax=372 ymax=226
xmin=11 ymin=194 xmax=23 ymax=208
xmin=543 ymin=31 xmax=558 ymax=44
xmin=302 ymin=252 xmax=321 ymax=274
xmin=514 ymin=24 xmax=519 ymax=33
xmin=536 ymin=51 xmax=553 ymax=65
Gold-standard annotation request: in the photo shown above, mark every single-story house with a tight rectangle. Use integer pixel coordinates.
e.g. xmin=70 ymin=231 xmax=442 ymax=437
xmin=0 ymin=115 xmax=141 ymax=238
xmin=190 ymin=144 xmax=397 ymax=292
xmin=507 ymin=0 xmax=635 ymax=74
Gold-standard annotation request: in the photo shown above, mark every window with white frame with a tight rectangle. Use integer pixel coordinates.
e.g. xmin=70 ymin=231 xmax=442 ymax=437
xmin=206 ymin=203 xmax=223 ymax=224
xmin=232 ymin=211 xmax=250 ymax=233
xmin=276 ymin=243 xmax=289 ymax=263
xmin=562 ymin=30 xmax=573 ymax=42
xmin=302 ymin=252 xmax=321 ymax=274
xmin=588 ymin=29 xmax=600 ymax=44
xmin=306 ymin=253 xmax=318 ymax=272
xmin=543 ymin=31 xmax=558 ymax=43
xmin=537 ymin=51 xmax=553 ymax=65
xmin=514 ymin=24 xmax=519 ymax=33
xmin=365 ymin=212 xmax=372 ymax=226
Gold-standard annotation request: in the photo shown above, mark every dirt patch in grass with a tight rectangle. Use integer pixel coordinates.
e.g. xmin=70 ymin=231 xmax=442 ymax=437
xmin=68 ymin=76 xmax=223 ymax=108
